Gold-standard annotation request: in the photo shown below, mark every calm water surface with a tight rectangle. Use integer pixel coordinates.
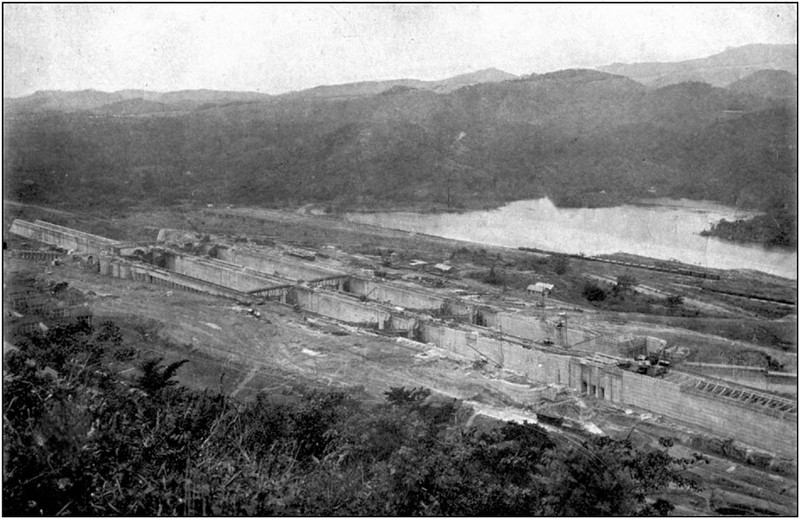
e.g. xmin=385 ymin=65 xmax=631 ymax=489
xmin=346 ymin=198 xmax=797 ymax=279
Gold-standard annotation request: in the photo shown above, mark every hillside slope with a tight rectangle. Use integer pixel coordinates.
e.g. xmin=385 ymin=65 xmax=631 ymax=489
xmin=4 ymin=56 xmax=796 ymax=241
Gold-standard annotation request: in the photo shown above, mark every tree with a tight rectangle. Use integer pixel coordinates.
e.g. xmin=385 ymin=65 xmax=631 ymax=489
xmin=486 ymin=266 xmax=502 ymax=285
xmin=136 ymin=357 xmax=189 ymax=395
xmin=541 ymin=436 xmax=701 ymax=516
xmin=583 ymin=282 xmax=607 ymax=302
xmin=385 ymin=386 xmax=430 ymax=408
xmin=665 ymin=295 xmax=684 ymax=308
xmin=96 ymin=320 xmax=123 ymax=348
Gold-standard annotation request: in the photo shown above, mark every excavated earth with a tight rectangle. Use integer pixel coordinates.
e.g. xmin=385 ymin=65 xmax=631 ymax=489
xmin=3 ymin=202 xmax=797 ymax=515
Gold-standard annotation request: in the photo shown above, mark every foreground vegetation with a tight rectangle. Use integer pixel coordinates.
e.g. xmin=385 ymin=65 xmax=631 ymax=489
xmin=4 ymin=320 xmax=703 ymax=516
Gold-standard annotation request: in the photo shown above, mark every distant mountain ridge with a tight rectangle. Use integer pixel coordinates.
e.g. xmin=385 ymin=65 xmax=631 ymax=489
xmin=3 ymin=89 xmax=272 ymax=115
xmin=4 ymin=68 xmax=517 ymax=114
xmin=597 ymin=43 xmax=797 ymax=87
xmin=3 ymin=43 xmax=796 ymax=243
xmin=280 ymin=67 xmax=517 ymax=99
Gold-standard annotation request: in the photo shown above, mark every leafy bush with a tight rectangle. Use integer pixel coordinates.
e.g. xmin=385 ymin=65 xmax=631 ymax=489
xmin=136 ymin=357 xmax=189 ymax=395
xmin=665 ymin=295 xmax=685 ymax=308
xmin=583 ymin=282 xmax=607 ymax=302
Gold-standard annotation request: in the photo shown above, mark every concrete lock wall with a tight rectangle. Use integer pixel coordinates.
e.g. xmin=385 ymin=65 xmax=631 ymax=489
xmin=217 ymin=247 xmax=343 ymax=282
xmin=489 ymin=379 xmax=550 ymax=405
xmin=575 ymin=333 xmax=625 ymax=356
xmin=168 ymin=255 xmax=279 ymax=293
xmin=618 ymin=336 xmax=648 ymax=357
xmin=9 ymin=250 xmax=64 ymax=262
xmin=10 ymin=219 xmax=119 ymax=255
xmin=476 ymin=307 xmax=499 ymax=328
xmin=10 ymin=219 xmax=69 ymax=249
xmin=492 ymin=312 xmax=598 ymax=348
xmin=620 ymin=371 xmax=796 ymax=458
xmin=444 ymin=299 xmax=479 ymax=320
xmin=419 ymin=323 xmax=482 ymax=359
xmin=766 ymin=372 xmax=798 ymax=395
xmin=418 ymin=322 xmax=572 ymax=385
xmin=99 ymin=257 xmax=112 ymax=276
xmin=292 ymin=288 xmax=393 ymax=328
xmin=562 ymin=326 xmax=595 ymax=347
xmin=645 ymin=337 xmax=668 ymax=353
xmin=387 ymin=314 xmax=421 ymax=335
xmin=683 ymin=363 xmax=798 ymax=396
xmin=348 ymin=278 xmax=445 ymax=311
xmin=620 ymin=370 xmax=683 ymax=417
xmin=493 ymin=312 xmax=552 ymax=342
xmin=570 ymin=362 xmax=624 ymax=403
xmin=33 ymin=220 xmax=119 ymax=247
xmin=679 ymin=389 xmax=797 ymax=458
xmin=502 ymin=342 xmax=573 ymax=385
xmin=131 ymin=265 xmax=255 ymax=302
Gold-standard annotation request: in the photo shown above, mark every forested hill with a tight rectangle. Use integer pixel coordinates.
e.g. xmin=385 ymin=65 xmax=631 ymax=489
xmin=4 ymin=65 xmax=797 ymax=223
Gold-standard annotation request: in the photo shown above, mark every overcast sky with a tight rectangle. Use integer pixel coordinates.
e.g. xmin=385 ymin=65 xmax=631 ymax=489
xmin=3 ymin=3 xmax=797 ymax=97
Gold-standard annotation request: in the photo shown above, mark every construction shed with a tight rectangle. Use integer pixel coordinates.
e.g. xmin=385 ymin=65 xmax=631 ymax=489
xmin=527 ymin=282 xmax=555 ymax=297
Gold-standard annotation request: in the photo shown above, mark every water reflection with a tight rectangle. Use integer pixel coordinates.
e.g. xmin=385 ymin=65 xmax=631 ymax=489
xmin=346 ymin=198 xmax=797 ymax=279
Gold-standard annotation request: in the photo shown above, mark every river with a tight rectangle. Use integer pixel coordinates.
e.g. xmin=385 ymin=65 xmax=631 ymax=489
xmin=345 ymin=198 xmax=797 ymax=280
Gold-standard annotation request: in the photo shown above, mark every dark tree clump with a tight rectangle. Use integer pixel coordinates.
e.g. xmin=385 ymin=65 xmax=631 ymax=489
xmin=583 ymin=282 xmax=607 ymax=302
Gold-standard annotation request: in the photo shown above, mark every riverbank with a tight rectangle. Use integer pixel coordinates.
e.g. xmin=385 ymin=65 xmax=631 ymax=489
xmin=700 ymin=211 xmax=797 ymax=250
xmin=344 ymin=198 xmax=798 ymax=280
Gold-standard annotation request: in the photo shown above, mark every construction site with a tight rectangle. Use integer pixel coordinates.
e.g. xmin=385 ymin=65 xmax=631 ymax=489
xmin=3 ymin=203 xmax=798 ymax=515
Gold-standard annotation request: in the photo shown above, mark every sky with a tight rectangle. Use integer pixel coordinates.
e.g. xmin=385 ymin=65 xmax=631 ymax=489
xmin=3 ymin=3 xmax=797 ymax=97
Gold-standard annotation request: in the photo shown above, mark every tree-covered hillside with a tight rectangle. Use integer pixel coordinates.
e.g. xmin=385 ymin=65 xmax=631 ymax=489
xmin=4 ymin=71 xmax=796 ymax=227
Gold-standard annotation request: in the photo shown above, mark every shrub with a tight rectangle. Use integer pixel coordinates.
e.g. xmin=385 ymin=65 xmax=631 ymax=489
xmin=665 ymin=295 xmax=684 ymax=308
xmin=583 ymin=282 xmax=607 ymax=302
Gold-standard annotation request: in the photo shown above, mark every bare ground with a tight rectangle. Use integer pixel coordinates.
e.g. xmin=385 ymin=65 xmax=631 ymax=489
xmin=3 ymin=201 xmax=797 ymax=515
